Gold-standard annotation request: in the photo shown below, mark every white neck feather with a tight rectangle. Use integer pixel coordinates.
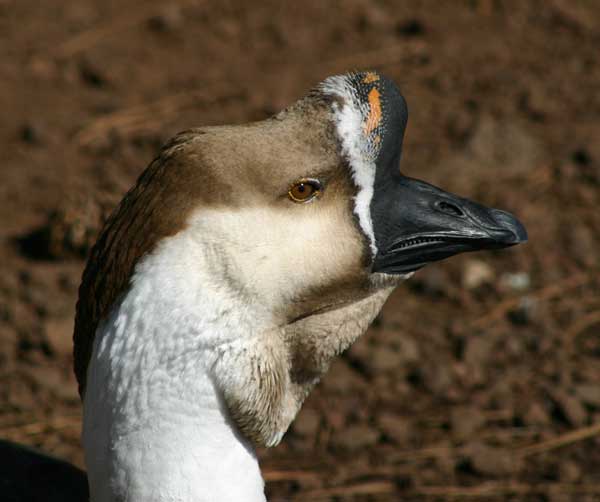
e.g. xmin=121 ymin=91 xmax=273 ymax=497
xmin=82 ymin=231 xmax=268 ymax=502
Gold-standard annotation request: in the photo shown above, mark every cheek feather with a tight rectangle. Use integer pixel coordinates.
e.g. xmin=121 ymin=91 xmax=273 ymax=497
xmin=187 ymin=206 xmax=365 ymax=309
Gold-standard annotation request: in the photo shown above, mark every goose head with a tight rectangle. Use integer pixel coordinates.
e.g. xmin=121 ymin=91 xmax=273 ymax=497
xmin=75 ymin=71 xmax=526 ymax=475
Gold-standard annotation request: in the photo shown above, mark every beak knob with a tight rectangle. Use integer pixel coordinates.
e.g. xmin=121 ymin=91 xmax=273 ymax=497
xmin=488 ymin=209 xmax=528 ymax=245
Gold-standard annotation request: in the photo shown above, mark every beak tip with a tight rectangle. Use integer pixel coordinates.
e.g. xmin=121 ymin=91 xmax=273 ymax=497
xmin=513 ymin=221 xmax=528 ymax=244
xmin=490 ymin=209 xmax=528 ymax=245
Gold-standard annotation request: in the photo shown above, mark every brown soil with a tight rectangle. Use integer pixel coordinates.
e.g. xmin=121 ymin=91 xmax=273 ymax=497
xmin=2 ymin=0 xmax=600 ymax=500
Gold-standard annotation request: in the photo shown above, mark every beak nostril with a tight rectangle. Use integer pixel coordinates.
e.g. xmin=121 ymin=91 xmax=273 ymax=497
xmin=436 ymin=200 xmax=465 ymax=218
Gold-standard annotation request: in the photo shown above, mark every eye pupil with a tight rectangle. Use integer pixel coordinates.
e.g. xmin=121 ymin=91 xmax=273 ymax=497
xmin=288 ymin=178 xmax=321 ymax=203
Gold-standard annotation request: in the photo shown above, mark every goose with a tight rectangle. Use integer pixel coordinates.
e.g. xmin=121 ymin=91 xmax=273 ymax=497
xmin=73 ymin=71 xmax=527 ymax=502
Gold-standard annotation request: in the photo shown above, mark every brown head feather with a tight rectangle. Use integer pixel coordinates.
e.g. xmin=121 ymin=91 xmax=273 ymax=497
xmin=73 ymin=97 xmax=346 ymax=398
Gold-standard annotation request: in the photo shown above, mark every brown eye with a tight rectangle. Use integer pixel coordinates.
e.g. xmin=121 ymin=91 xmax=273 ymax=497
xmin=288 ymin=178 xmax=322 ymax=203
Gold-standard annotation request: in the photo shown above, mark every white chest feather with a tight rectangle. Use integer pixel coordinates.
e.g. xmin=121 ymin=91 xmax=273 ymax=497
xmin=83 ymin=231 xmax=267 ymax=502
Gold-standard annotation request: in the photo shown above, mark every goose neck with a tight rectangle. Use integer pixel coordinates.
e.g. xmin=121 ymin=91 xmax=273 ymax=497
xmin=82 ymin=234 xmax=268 ymax=502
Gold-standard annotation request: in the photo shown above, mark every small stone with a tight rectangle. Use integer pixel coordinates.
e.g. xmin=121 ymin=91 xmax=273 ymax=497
xmin=25 ymin=366 xmax=79 ymax=402
xmin=575 ymin=384 xmax=600 ymax=408
xmin=331 ymin=424 xmax=379 ymax=451
xmin=321 ymin=360 xmax=366 ymax=394
xmin=570 ymin=225 xmax=597 ymax=268
xmin=147 ymin=5 xmax=183 ymax=32
xmin=493 ymin=381 xmax=521 ymax=410
xmin=20 ymin=122 xmax=46 ymax=145
xmin=463 ymin=336 xmax=492 ymax=366
xmin=518 ymin=89 xmax=546 ymax=122
xmin=79 ymin=59 xmax=108 ymax=88
xmin=409 ymin=268 xmax=449 ymax=298
xmin=67 ymin=3 xmax=98 ymax=26
xmin=324 ymin=408 xmax=345 ymax=431
xmin=465 ymin=442 xmax=517 ymax=477
xmin=504 ymin=335 xmax=525 ymax=357
xmin=499 ymin=272 xmax=531 ymax=292
xmin=446 ymin=107 xmax=477 ymax=144
xmin=293 ymin=408 xmax=321 ymax=437
xmin=376 ymin=413 xmax=411 ymax=444
xmin=507 ymin=297 xmax=537 ymax=326
xmin=467 ymin=116 xmax=540 ymax=175
xmin=395 ymin=18 xmax=425 ymax=37
xmin=28 ymin=57 xmax=58 ymax=80
xmin=552 ymin=1 xmax=600 ymax=31
xmin=44 ymin=316 xmax=74 ymax=358
xmin=346 ymin=335 xmax=370 ymax=363
xmin=393 ymin=336 xmax=420 ymax=365
xmin=57 ymin=272 xmax=78 ymax=294
xmin=559 ymin=460 xmax=581 ymax=482
xmin=423 ymin=363 xmax=455 ymax=396
xmin=523 ymin=401 xmax=551 ymax=426
xmin=552 ymin=390 xmax=588 ymax=426
xmin=462 ymin=260 xmax=495 ymax=290
xmin=20 ymin=192 xmax=117 ymax=260
xmin=451 ymin=406 xmax=486 ymax=439
xmin=354 ymin=3 xmax=390 ymax=31
xmin=8 ymin=378 xmax=37 ymax=410
xmin=368 ymin=346 xmax=401 ymax=372
xmin=572 ymin=147 xmax=592 ymax=166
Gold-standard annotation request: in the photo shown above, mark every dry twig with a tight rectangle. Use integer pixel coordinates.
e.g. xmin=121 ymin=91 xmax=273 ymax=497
xmin=0 ymin=416 xmax=81 ymax=437
xmin=263 ymin=470 xmax=320 ymax=483
xmin=325 ymin=42 xmax=428 ymax=73
xmin=471 ymin=272 xmax=590 ymax=329
xmin=390 ymin=444 xmax=454 ymax=463
xmin=292 ymin=480 xmax=396 ymax=500
xmin=51 ymin=0 xmax=197 ymax=59
xmin=75 ymin=85 xmax=240 ymax=147
xmin=565 ymin=310 xmax=600 ymax=342
xmin=517 ymin=422 xmax=600 ymax=457
xmin=412 ymin=482 xmax=600 ymax=498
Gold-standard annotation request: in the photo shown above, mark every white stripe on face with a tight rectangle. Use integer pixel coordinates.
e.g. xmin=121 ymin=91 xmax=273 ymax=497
xmin=321 ymin=74 xmax=379 ymax=258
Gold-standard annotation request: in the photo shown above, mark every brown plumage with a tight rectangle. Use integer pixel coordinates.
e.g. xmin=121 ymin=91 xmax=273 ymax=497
xmin=73 ymin=92 xmax=368 ymax=401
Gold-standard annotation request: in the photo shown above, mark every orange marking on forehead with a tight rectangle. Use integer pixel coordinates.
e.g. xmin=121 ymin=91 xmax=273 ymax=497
xmin=362 ymin=72 xmax=380 ymax=84
xmin=363 ymin=87 xmax=382 ymax=135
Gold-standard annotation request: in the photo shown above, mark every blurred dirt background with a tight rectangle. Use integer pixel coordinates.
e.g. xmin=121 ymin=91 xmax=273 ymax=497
xmin=2 ymin=0 xmax=600 ymax=500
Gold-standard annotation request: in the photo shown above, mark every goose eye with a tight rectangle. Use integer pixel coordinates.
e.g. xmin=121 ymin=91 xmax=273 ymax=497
xmin=288 ymin=179 xmax=322 ymax=203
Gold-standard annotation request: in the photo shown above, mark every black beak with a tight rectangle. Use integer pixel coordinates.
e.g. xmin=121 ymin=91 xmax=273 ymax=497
xmin=371 ymin=176 xmax=528 ymax=274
